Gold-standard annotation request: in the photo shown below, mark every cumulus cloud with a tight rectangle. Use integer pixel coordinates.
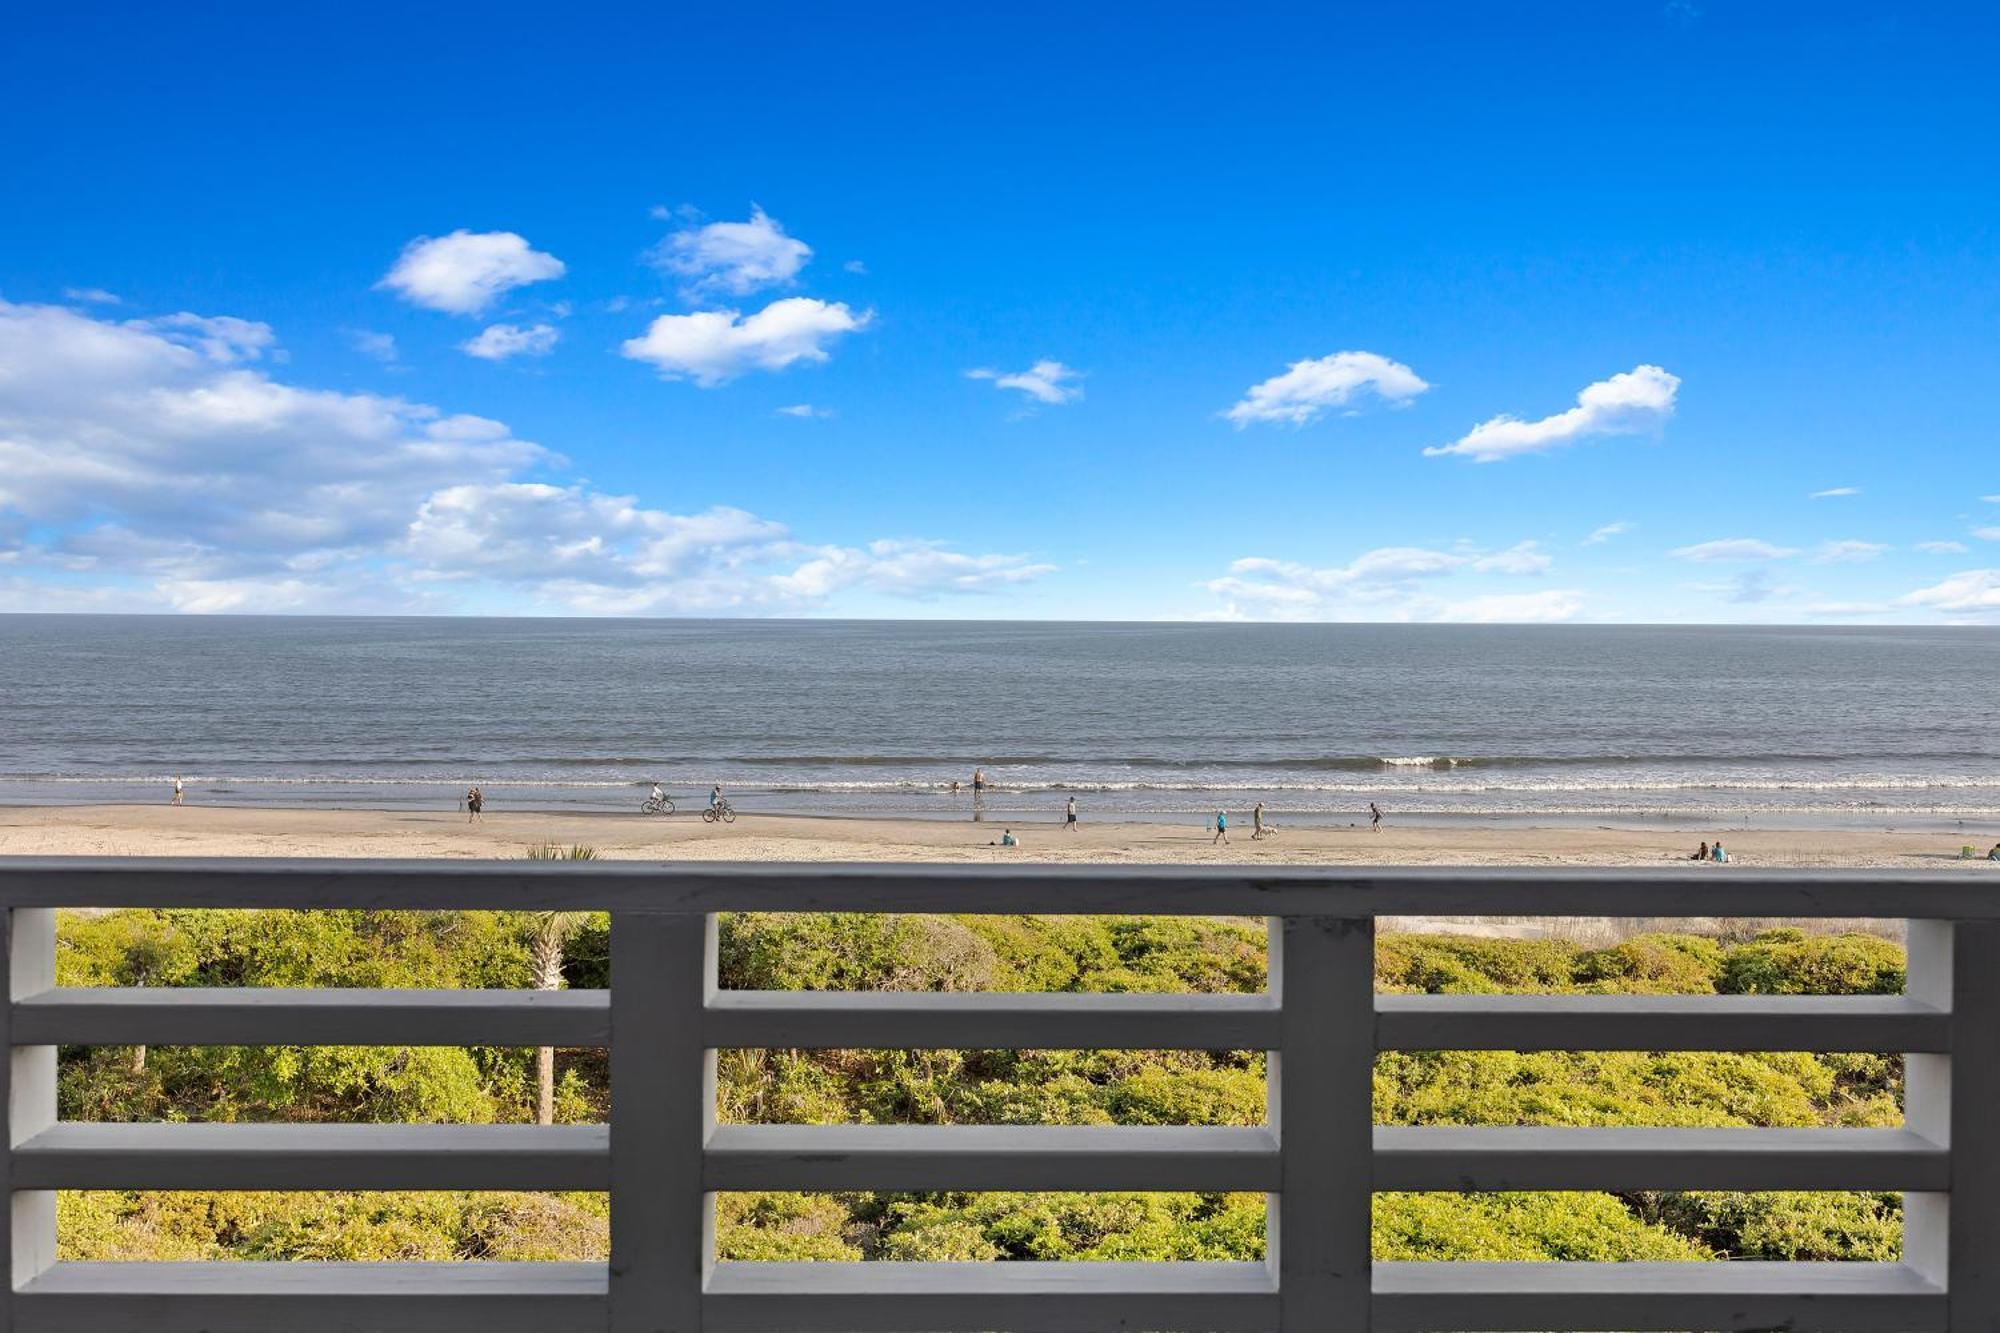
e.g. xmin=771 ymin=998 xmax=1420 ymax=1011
xmin=1918 ymin=540 xmax=1970 ymax=554
xmin=967 ymin=360 xmax=1084 ymax=406
xmin=619 ymin=297 xmax=869 ymax=386
xmin=378 ymin=230 xmax=566 ymax=315
xmin=1199 ymin=540 xmax=1566 ymax=621
xmin=1668 ymin=538 xmax=1800 ymax=562
xmin=1810 ymin=486 xmax=1860 ymax=498
xmin=651 ymin=207 xmax=811 ymax=299
xmin=1976 ymin=526 xmax=2000 ymax=542
xmin=1582 ymin=521 xmax=1631 ymax=545
xmin=1426 ymin=364 xmax=1680 ymax=462
xmin=1225 ymin=351 xmax=1428 ymax=427
xmin=1900 ymin=571 xmax=2000 ymax=613
xmin=1811 ymin=539 xmax=1888 ymax=564
xmin=0 ymin=300 xmax=1047 ymax=614
xmin=461 ymin=322 xmax=560 ymax=361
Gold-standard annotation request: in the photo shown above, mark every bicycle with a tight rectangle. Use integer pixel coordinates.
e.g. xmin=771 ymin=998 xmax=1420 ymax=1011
xmin=702 ymin=800 xmax=736 ymax=824
xmin=640 ymin=794 xmax=675 ymax=815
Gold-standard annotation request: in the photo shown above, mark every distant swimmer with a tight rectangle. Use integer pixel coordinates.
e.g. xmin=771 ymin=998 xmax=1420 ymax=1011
xmin=950 ymin=780 xmax=961 ymax=796
xmin=1213 ymin=810 xmax=1229 ymax=845
xmin=972 ymin=768 xmax=986 ymax=793
xmin=1065 ymin=796 xmax=1078 ymax=831
xmin=1252 ymin=802 xmax=1267 ymax=839
xmin=466 ymin=786 xmax=484 ymax=822
xmin=1369 ymin=802 xmax=1383 ymax=832
xmin=171 ymin=775 xmax=184 ymax=806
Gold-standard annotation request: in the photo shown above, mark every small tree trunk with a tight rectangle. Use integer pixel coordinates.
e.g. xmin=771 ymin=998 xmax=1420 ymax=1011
xmin=530 ymin=917 xmax=571 ymax=1126
xmin=131 ymin=1043 xmax=147 ymax=1074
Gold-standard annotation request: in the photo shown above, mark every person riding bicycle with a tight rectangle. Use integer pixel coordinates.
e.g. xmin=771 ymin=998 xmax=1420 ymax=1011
xmin=709 ymin=785 xmax=724 ymax=812
xmin=649 ymin=783 xmax=665 ymax=805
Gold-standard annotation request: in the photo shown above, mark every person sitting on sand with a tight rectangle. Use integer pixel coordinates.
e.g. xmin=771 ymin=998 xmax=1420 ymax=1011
xmin=1711 ymin=840 xmax=1728 ymax=863
xmin=1989 ymin=843 xmax=2000 ymax=862
xmin=1693 ymin=841 xmax=1709 ymax=861
xmin=1000 ymin=828 xmax=1017 ymax=847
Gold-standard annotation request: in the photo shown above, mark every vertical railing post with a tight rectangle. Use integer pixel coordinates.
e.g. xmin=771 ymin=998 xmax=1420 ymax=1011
xmin=1906 ymin=918 xmax=2000 ymax=1327
xmin=3 ymin=907 xmax=57 ymax=1331
xmin=1268 ymin=914 xmax=1374 ymax=1330
xmin=609 ymin=911 xmax=716 ymax=1333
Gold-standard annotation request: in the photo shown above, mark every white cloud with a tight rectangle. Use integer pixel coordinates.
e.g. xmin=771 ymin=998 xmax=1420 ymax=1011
xmin=776 ymin=404 xmax=833 ymax=419
xmin=347 ymin=329 xmax=399 ymax=363
xmin=1426 ymin=364 xmax=1680 ymax=462
xmin=967 ymin=360 xmax=1084 ymax=406
xmin=1199 ymin=541 xmax=1562 ymax=621
xmin=1982 ymin=494 xmax=1999 ymax=503
xmin=1917 ymin=540 xmax=1970 ymax=554
xmin=138 ymin=312 xmax=277 ymax=363
xmin=1437 ymin=589 xmax=1585 ymax=623
xmin=1471 ymin=540 xmax=1553 ymax=575
xmin=1669 ymin=538 xmax=1800 ymax=562
xmin=1225 ymin=351 xmax=1428 ymax=427
xmin=1976 ymin=526 xmax=2000 ymax=542
xmin=1900 ymin=570 xmax=2000 ymax=613
xmin=1810 ymin=486 xmax=1860 ymax=498
xmin=1582 ymin=521 xmax=1631 ymax=545
xmin=461 ymin=322 xmax=560 ymax=361
xmin=619 ymin=298 xmax=869 ymax=386
xmin=843 ymin=260 xmax=868 ymax=275
xmin=0 ymin=300 xmax=1048 ymax=614
xmin=378 ymin=230 xmax=566 ymax=315
xmin=1811 ymin=539 xmax=1888 ymax=564
xmin=652 ymin=207 xmax=811 ymax=299
xmin=62 ymin=287 xmax=121 ymax=305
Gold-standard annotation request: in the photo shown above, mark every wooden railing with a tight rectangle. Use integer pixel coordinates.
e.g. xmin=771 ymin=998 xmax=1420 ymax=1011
xmin=1 ymin=858 xmax=1996 ymax=1331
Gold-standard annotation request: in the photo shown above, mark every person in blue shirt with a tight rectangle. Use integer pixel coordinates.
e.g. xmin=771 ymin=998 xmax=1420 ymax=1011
xmin=999 ymin=829 xmax=1018 ymax=847
xmin=1711 ymin=841 xmax=1729 ymax=863
xmin=1213 ymin=810 xmax=1229 ymax=845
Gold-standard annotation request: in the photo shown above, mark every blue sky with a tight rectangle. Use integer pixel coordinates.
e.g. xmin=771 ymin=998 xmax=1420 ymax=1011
xmin=3 ymin=2 xmax=1997 ymax=621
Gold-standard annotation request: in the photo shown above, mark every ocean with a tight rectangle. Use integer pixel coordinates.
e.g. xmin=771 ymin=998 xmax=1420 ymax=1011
xmin=1 ymin=616 xmax=1996 ymax=830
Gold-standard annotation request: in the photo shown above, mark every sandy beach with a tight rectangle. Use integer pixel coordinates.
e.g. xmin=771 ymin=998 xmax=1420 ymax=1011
xmin=3 ymin=803 xmax=1995 ymax=869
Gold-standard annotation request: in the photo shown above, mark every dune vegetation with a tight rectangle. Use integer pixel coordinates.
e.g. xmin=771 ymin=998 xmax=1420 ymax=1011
xmin=54 ymin=902 xmax=1907 ymax=1264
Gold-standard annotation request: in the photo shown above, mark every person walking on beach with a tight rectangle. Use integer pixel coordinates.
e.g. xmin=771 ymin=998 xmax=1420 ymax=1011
xmin=1064 ymin=795 xmax=1078 ymax=831
xmin=171 ymin=776 xmax=184 ymax=806
xmin=1252 ymin=802 xmax=1266 ymax=839
xmin=1369 ymin=802 xmax=1383 ymax=832
xmin=466 ymin=786 xmax=483 ymax=822
xmin=1213 ymin=810 xmax=1229 ymax=845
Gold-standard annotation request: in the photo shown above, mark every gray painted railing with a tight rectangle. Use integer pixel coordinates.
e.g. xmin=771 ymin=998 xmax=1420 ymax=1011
xmin=1 ymin=858 xmax=1996 ymax=1332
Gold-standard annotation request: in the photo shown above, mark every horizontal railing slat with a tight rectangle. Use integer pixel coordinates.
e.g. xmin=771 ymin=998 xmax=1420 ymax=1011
xmin=704 ymin=990 xmax=1279 ymax=1049
xmin=13 ymin=1262 xmax=607 ymax=1333
xmin=704 ymin=1125 xmax=1280 ymax=1191
xmin=1375 ymin=1126 xmax=1947 ymax=1191
xmin=1372 ymin=1260 xmax=1945 ymax=1332
xmin=12 ymin=1123 xmax=608 ymax=1191
xmin=12 ymin=988 xmax=610 ymax=1048
xmin=1376 ymin=993 xmax=1951 ymax=1051
xmin=4 ymin=857 xmax=1994 ymax=916
xmin=703 ymin=1260 xmax=1278 ymax=1331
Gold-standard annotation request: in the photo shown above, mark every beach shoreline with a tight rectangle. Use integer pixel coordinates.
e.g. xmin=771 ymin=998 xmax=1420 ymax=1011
xmin=3 ymin=802 xmax=1996 ymax=869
